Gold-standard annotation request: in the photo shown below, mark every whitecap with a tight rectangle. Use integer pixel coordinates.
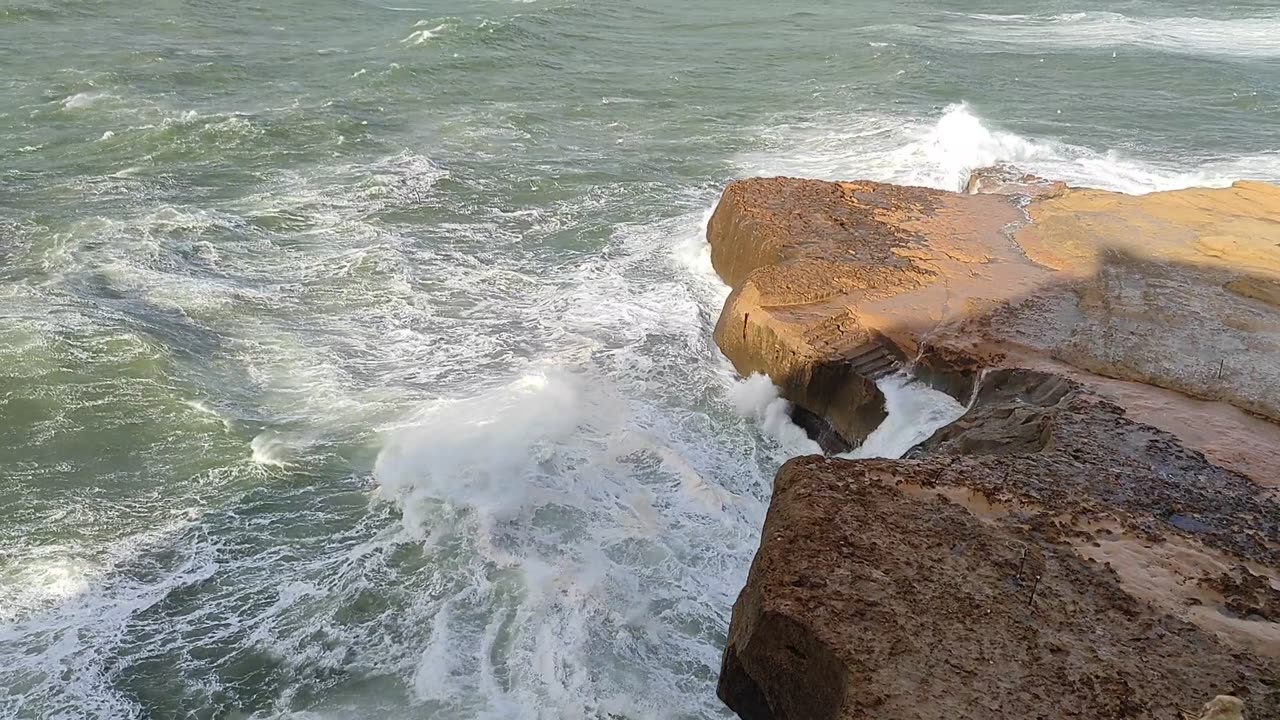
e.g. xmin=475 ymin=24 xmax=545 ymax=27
xmin=250 ymin=430 xmax=295 ymax=467
xmin=738 ymin=103 xmax=1280 ymax=194
xmin=61 ymin=91 xmax=107 ymax=111
xmin=951 ymin=10 xmax=1280 ymax=59
xmin=402 ymin=22 xmax=449 ymax=44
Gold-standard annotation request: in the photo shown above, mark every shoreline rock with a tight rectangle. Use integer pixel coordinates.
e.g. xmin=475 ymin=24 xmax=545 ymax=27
xmin=710 ymin=170 xmax=1280 ymax=719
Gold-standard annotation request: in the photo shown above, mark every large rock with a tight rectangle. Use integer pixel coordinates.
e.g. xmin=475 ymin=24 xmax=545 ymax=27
xmin=720 ymin=371 xmax=1280 ymax=719
xmin=710 ymin=176 xmax=1280 ymax=719
xmin=708 ymin=179 xmax=1028 ymax=445
xmin=708 ymin=176 xmax=1280 ymax=439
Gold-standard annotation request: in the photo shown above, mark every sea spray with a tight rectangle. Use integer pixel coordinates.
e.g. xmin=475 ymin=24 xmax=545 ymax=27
xmin=845 ymin=373 xmax=968 ymax=460
xmin=739 ymin=103 xmax=1280 ymax=195
xmin=726 ymin=371 xmax=966 ymax=461
xmin=728 ymin=373 xmax=822 ymax=456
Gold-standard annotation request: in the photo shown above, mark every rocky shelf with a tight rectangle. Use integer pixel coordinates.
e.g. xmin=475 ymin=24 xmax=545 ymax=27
xmin=710 ymin=169 xmax=1280 ymax=720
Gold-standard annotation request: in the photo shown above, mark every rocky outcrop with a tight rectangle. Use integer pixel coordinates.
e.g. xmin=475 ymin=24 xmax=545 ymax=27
xmin=720 ymin=371 xmax=1280 ymax=720
xmin=708 ymin=179 xmax=1028 ymax=446
xmin=709 ymin=175 xmax=1280 ymax=435
xmin=964 ymin=163 xmax=1067 ymax=198
xmin=711 ymin=173 xmax=1280 ymax=719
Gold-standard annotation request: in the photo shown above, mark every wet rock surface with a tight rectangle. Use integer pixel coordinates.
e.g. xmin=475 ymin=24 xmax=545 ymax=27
xmin=710 ymin=175 xmax=1280 ymax=719
xmin=964 ymin=163 xmax=1068 ymax=198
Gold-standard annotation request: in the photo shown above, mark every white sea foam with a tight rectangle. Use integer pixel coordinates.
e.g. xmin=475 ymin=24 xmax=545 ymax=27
xmin=61 ymin=91 xmax=108 ymax=110
xmin=371 ymin=360 xmax=769 ymax=716
xmin=0 ymin=132 xmax=774 ymax=717
xmin=0 ymin=519 xmax=216 ymax=719
xmin=954 ymin=11 xmax=1280 ymax=59
xmin=845 ymin=373 xmax=967 ymax=460
xmin=740 ymin=103 xmax=1280 ymax=194
xmin=250 ymin=431 xmax=294 ymax=467
xmin=402 ymin=21 xmax=450 ymax=44
xmin=728 ymin=373 xmax=821 ymax=456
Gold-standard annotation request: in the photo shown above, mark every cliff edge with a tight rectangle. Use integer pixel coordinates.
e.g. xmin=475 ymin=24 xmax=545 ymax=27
xmin=711 ymin=173 xmax=1280 ymax=719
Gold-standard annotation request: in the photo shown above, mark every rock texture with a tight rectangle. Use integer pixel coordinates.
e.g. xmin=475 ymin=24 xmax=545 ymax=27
xmin=709 ymin=176 xmax=1280 ymax=443
xmin=712 ymin=173 xmax=1280 ymax=720
xmin=964 ymin=163 xmax=1067 ymax=198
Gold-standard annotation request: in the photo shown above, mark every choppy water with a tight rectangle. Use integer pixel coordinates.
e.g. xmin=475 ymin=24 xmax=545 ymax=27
xmin=1 ymin=1 xmax=1277 ymax=718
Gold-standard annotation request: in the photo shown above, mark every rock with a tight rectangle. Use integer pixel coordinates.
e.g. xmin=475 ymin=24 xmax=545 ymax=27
xmin=719 ymin=454 xmax=1280 ymax=720
xmin=709 ymin=176 xmax=1280 ymax=719
xmin=1004 ymin=181 xmax=1280 ymax=422
xmin=719 ymin=378 xmax=1280 ymax=718
xmin=707 ymin=176 xmax=1280 ymax=443
xmin=708 ymin=178 xmax=1027 ymax=446
xmin=964 ymin=164 xmax=1068 ymax=198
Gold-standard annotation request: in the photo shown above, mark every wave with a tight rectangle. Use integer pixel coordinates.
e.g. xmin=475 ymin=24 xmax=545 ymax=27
xmin=61 ymin=91 xmax=111 ymax=111
xmin=401 ymin=20 xmax=452 ymax=44
xmin=5 ymin=118 xmax=785 ymax=716
xmin=952 ymin=10 xmax=1280 ymax=59
xmin=737 ymin=103 xmax=1280 ymax=195
xmin=844 ymin=374 xmax=967 ymax=460
xmin=728 ymin=374 xmax=822 ymax=455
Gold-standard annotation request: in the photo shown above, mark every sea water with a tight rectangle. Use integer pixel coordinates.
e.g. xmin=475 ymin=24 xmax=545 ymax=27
xmin=2 ymin=0 xmax=1277 ymax=717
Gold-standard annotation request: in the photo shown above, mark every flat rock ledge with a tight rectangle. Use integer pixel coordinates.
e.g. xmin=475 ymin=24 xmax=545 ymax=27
xmin=712 ymin=173 xmax=1280 ymax=720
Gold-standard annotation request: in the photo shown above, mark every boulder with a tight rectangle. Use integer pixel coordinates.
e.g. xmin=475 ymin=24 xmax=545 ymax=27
xmin=719 ymin=372 xmax=1280 ymax=719
xmin=709 ymin=176 xmax=1280 ymax=719
xmin=964 ymin=164 xmax=1068 ymax=198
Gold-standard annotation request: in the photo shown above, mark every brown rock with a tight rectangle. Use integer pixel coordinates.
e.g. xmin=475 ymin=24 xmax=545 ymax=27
xmin=706 ymin=176 xmax=1280 ymax=444
xmin=708 ymin=178 xmax=1027 ymax=445
xmin=964 ymin=164 xmax=1068 ymax=198
xmin=719 ymin=454 xmax=1280 ymax=720
xmin=709 ymin=176 xmax=1280 ymax=719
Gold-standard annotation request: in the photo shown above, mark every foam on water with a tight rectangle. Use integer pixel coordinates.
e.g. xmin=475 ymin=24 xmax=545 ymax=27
xmin=0 ymin=520 xmax=216 ymax=720
xmin=741 ymin=103 xmax=1280 ymax=194
xmin=2 ymin=121 xmax=789 ymax=715
xmin=954 ymin=11 xmax=1280 ymax=59
xmin=402 ymin=21 xmax=451 ymax=44
xmin=845 ymin=374 xmax=968 ymax=460
xmin=7 ymin=19 xmax=1279 ymax=714
xmin=61 ymin=91 xmax=108 ymax=111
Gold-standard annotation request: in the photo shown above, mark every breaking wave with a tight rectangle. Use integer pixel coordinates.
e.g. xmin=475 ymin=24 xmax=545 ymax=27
xmin=739 ymin=103 xmax=1280 ymax=194
xmin=954 ymin=11 xmax=1280 ymax=59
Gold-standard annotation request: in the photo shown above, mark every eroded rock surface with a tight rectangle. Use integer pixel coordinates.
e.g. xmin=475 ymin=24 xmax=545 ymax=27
xmin=720 ymin=374 xmax=1280 ymax=718
xmin=708 ymin=176 xmax=1280 ymax=440
xmin=964 ymin=163 xmax=1068 ymax=198
xmin=711 ymin=175 xmax=1280 ymax=720
xmin=720 ymin=457 xmax=1279 ymax=720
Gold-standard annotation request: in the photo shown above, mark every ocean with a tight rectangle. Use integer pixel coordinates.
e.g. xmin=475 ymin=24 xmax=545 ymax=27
xmin=1 ymin=0 xmax=1277 ymax=717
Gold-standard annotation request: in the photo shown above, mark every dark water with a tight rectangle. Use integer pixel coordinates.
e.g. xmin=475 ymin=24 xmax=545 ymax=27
xmin=2 ymin=1 xmax=1277 ymax=717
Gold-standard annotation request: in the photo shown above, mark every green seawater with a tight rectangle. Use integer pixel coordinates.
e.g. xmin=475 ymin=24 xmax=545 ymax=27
xmin=1 ymin=1 xmax=1277 ymax=718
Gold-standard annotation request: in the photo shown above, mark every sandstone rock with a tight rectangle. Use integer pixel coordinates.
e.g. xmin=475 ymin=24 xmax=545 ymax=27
xmin=719 ymin=368 xmax=1280 ymax=717
xmin=709 ymin=176 xmax=1280 ymax=720
xmin=708 ymin=178 xmax=1027 ymax=446
xmin=719 ymin=454 xmax=1280 ymax=720
xmin=964 ymin=164 xmax=1068 ymax=198
xmin=707 ymin=176 xmax=1280 ymax=442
